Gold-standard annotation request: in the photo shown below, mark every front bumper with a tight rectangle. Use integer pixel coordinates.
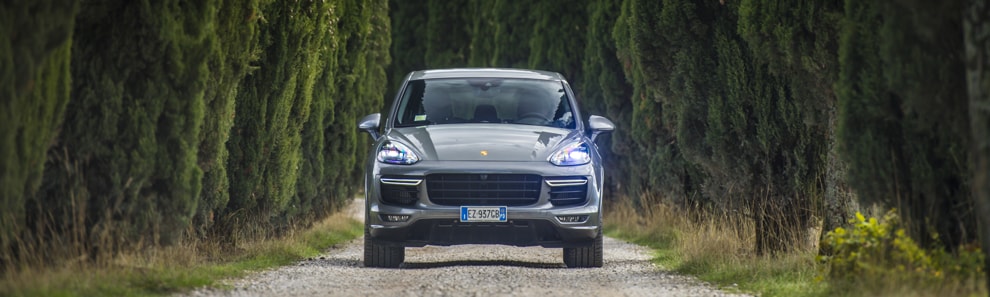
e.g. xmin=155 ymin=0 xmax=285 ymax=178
xmin=365 ymin=161 xmax=603 ymax=248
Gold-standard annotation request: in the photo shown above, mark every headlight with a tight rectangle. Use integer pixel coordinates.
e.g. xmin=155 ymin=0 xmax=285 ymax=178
xmin=377 ymin=141 xmax=420 ymax=165
xmin=548 ymin=142 xmax=591 ymax=166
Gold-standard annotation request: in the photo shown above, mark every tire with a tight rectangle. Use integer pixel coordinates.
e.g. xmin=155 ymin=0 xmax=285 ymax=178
xmin=363 ymin=227 xmax=404 ymax=268
xmin=563 ymin=231 xmax=603 ymax=268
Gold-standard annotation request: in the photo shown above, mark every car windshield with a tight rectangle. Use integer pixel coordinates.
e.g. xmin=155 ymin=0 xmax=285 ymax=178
xmin=393 ymin=78 xmax=576 ymax=129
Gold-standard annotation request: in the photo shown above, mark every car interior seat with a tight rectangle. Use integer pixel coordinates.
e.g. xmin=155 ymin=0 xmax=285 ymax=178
xmin=473 ymin=104 xmax=500 ymax=123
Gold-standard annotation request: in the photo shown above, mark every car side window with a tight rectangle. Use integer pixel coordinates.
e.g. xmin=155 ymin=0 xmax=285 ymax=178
xmin=396 ymin=80 xmax=427 ymax=126
xmin=552 ymin=95 xmax=575 ymax=129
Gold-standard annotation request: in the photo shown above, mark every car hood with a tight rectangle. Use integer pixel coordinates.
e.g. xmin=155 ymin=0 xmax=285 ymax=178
xmin=386 ymin=124 xmax=579 ymax=162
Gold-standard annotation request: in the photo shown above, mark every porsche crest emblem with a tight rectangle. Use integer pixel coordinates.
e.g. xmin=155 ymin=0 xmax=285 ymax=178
xmin=480 ymin=150 xmax=488 ymax=156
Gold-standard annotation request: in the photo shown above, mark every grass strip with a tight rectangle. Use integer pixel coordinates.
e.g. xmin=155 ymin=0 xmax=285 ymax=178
xmin=1 ymin=213 xmax=363 ymax=297
xmin=605 ymin=223 xmax=826 ymax=297
xmin=604 ymin=198 xmax=827 ymax=297
xmin=604 ymin=199 xmax=984 ymax=297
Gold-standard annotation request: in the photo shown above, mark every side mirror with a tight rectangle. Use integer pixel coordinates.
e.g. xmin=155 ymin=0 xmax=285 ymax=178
xmin=588 ymin=115 xmax=614 ymax=142
xmin=358 ymin=113 xmax=381 ymax=140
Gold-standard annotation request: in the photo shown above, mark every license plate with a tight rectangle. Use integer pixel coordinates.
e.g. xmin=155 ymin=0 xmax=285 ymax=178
xmin=460 ymin=206 xmax=507 ymax=222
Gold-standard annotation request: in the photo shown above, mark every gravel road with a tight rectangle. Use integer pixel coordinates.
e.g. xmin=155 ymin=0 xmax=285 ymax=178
xmin=184 ymin=200 xmax=749 ymax=297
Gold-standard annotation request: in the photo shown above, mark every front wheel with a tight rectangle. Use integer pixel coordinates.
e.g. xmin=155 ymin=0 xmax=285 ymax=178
xmin=363 ymin=227 xmax=404 ymax=268
xmin=563 ymin=230 xmax=603 ymax=268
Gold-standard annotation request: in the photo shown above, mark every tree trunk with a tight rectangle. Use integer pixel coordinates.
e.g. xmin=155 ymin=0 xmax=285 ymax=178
xmin=820 ymin=98 xmax=856 ymax=255
xmin=963 ymin=0 xmax=990 ymax=292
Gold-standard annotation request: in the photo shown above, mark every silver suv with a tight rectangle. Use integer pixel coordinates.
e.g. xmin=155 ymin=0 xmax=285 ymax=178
xmin=358 ymin=68 xmax=614 ymax=268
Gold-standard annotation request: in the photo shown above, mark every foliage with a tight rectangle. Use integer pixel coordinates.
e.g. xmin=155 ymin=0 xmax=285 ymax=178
xmin=2 ymin=0 xmax=389 ymax=268
xmin=319 ymin=0 xmax=390 ymax=216
xmin=609 ymin=196 xmax=985 ymax=297
xmin=819 ymin=211 xmax=984 ymax=287
xmin=195 ymin=0 xmax=263 ymax=235
xmin=384 ymin=0 xmax=979 ymax=259
xmin=581 ymin=0 xmax=632 ymax=197
xmin=41 ymin=0 xmax=215 ymax=249
xmin=609 ymin=0 xmax=826 ymax=254
xmin=224 ymin=0 xmax=322 ymax=234
xmin=425 ymin=0 xmax=471 ymax=68
xmin=736 ymin=0 xmax=853 ymax=237
xmin=2 ymin=0 xmax=984 ymax=290
xmin=489 ymin=0 xmax=534 ymax=68
xmin=386 ymin=0 xmax=427 ymax=100
xmin=836 ymin=0 xmax=973 ymax=248
xmin=609 ymin=0 xmax=702 ymax=206
xmin=221 ymin=0 xmax=389 ymax=236
xmin=526 ymin=0 xmax=586 ymax=85
xmin=466 ymin=0 xmax=498 ymax=67
xmin=0 ymin=0 xmax=78 ymax=264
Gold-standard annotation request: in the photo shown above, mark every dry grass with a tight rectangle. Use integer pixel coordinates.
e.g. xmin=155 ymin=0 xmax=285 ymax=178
xmin=604 ymin=196 xmax=986 ymax=297
xmin=0 ymin=209 xmax=362 ymax=297
xmin=604 ymin=197 xmax=821 ymax=296
xmin=604 ymin=196 xmax=756 ymax=266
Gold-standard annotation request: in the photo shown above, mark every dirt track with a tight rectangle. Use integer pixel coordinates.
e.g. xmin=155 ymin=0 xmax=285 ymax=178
xmin=182 ymin=200 xmax=749 ymax=297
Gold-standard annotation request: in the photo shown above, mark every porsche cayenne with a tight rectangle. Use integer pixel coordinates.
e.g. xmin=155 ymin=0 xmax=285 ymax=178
xmin=358 ymin=68 xmax=614 ymax=268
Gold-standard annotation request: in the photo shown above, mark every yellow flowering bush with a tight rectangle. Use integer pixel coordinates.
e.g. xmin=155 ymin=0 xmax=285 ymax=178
xmin=818 ymin=210 xmax=983 ymax=283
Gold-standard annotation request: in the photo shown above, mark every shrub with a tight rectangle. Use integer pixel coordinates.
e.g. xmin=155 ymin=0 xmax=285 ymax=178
xmin=819 ymin=211 xmax=984 ymax=284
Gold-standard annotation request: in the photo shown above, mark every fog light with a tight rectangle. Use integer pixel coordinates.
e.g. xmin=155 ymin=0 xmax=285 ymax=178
xmin=381 ymin=214 xmax=410 ymax=222
xmin=556 ymin=215 xmax=587 ymax=223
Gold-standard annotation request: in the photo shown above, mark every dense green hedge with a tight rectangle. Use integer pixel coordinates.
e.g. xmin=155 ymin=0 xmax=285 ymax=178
xmin=737 ymin=0 xmax=854 ymax=240
xmin=836 ymin=0 xmax=972 ymax=248
xmin=195 ymin=0 xmax=262 ymax=237
xmin=1 ymin=0 xmax=981 ymax=265
xmin=0 ymin=0 xmax=78 ymax=263
xmin=225 ymin=0 xmax=328 ymax=235
xmin=387 ymin=0 xmax=979 ymax=254
xmin=43 ymin=0 xmax=215 ymax=249
xmin=582 ymin=0 xmax=632 ymax=198
xmin=1 ymin=0 xmax=389 ymax=264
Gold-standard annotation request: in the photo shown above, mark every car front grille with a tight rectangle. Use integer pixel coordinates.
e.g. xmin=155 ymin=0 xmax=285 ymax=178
xmin=426 ymin=174 xmax=541 ymax=206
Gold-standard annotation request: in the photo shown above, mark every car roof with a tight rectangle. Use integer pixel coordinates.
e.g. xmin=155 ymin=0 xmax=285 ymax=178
xmin=408 ymin=68 xmax=565 ymax=81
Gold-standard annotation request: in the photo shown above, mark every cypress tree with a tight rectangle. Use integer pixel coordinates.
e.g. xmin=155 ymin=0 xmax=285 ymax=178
xmin=195 ymin=0 xmax=263 ymax=235
xmin=527 ymin=0 xmax=587 ymax=83
xmin=612 ymin=0 xmax=827 ymax=254
xmin=292 ymin=8 xmax=339 ymax=224
xmin=224 ymin=0 xmax=328 ymax=234
xmin=837 ymin=0 xmax=973 ymax=248
xmin=291 ymin=0 xmax=391 ymax=223
xmin=387 ymin=0 xmax=427 ymax=100
xmin=382 ymin=0 xmax=980 ymax=256
xmin=0 ymin=0 xmax=79 ymax=263
xmin=40 ymin=0 xmax=215 ymax=249
xmin=491 ymin=0 xmax=533 ymax=68
xmin=425 ymin=0 xmax=471 ymax=68
xmin=737 ymin=0 xmax=853 ymax=248
xmin=963 ymin=0 xmax=990 ymax=287
xmin=326 ymin=0 xmax=390 ymax=213
xmin=466 ymin=0 xmax=498 ymax=67
xmin=612 ymin=0 xmax=706 ymax=206
xmin=581 ymin=0 xmax=633 ymax=197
